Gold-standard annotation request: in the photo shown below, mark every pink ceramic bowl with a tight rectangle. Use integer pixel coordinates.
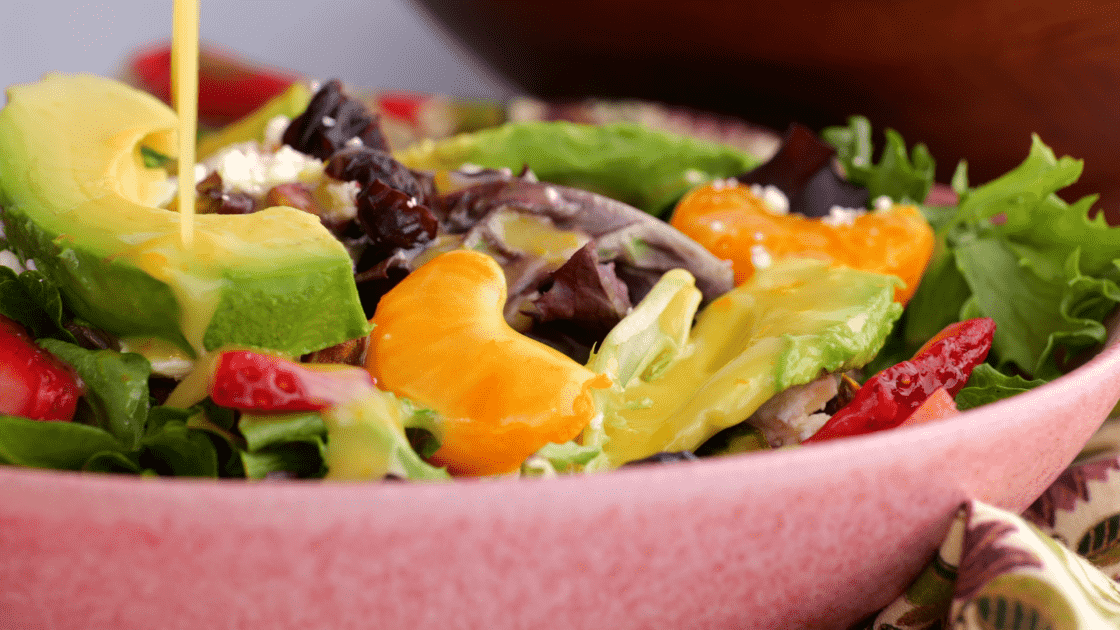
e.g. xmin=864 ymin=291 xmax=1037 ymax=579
xmin=2 ymin=319 xmax=1119 ymax=630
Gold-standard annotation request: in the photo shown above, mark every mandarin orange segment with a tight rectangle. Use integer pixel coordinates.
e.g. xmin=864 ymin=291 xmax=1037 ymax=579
xmin=669 ymin=183 xmax=934 ymax=303
xmin=366 ymin=250 xmax=608 ymax=476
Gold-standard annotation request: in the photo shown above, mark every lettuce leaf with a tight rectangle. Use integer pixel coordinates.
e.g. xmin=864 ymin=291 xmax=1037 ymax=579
xmin=905 ymin=136 xmax=1120 ymax=378
xmin=822 ymin=115 xmax=935 ymax=204
xmin=240 ymin=411 xmax=326 ymax=453
xmin=521 ymin=441 xmax=602 ymax=477
xmin=397 ymin=121 xmax=760 ymax=216
xmin=322 ymin=390 xmax=449 ymax=481
xmin=241 ymin=442 xmax=325 ymax=479
xmin=238 ymin=411 xmax=328 ymax=479
xmin=0 ymin=414 xmax=127 ymax=469
xmin=956 ymin=364 xmax=1047 ymax=410
xmin=0 ymin=267 xmax=77 ymax=344
xmin=37 ymin=339 xmax=150 ymax=450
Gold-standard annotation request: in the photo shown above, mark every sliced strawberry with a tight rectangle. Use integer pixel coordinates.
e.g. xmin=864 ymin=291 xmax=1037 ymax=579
xmin=898 ymin=387 xmax=959 ymax=428
xmin=0 ymin=315 xmax=83 ymax=422
xmin=128 ymin=44 xmax=296 ymax=126
xmin=209 ymin=350 xmax=374 ymax=412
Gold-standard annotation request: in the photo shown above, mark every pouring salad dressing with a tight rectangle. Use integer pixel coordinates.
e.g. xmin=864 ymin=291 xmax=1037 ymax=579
xmin=0 ymin=2 xmax=1117 ymax=479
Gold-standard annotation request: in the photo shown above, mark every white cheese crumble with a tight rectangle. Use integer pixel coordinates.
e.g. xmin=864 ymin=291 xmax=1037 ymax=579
xmin=873 ymin=195 xmax=894 ymax=211
xmin=749 ymin=183 xmax=790 ymax=215
xmin=750 ymin=244 xmax=773 ymax=269
xmin=206 ymin=142 xmax=324 ymax=197
xmin=821 ymin=205 xmax=866 ymax=227
xmin=710 ymin=177 xmax=738 ymax=191
xmin=683 ymin=169 xmax=706 ymax=184
xmin=263 ymin=115 xmax=291 ymax=150
xmin=0 ymin=250 xmax=28 ymax=273
xmin=544 ymin=186 xmax=561 ymax=205
xmin=0 ymin=225 xmax=34 ymax=272
xmin=322 ymin=180 xmax=361 ymax=221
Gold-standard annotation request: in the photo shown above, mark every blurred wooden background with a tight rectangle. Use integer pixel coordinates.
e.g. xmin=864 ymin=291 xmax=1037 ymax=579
xmin=417 ymin=0 xmax=1120 ymax=223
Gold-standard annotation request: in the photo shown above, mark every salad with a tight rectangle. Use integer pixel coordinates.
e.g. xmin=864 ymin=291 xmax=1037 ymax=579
xmin=0 ymin=72 xmax=1118 ymax=481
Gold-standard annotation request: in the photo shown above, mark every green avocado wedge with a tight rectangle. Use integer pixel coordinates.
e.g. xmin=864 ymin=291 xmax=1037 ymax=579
xmin=584 ymin=258 xmax=903 ymax=467
xmin=0 ymin=73 xmax=368 ymax=357
xmin=396 ymin=121 xmax=760 ymax=216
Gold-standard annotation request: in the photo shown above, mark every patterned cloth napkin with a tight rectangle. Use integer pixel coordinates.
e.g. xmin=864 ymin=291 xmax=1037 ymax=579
xmin=861 ymin=418 xmax=1120 ymax=630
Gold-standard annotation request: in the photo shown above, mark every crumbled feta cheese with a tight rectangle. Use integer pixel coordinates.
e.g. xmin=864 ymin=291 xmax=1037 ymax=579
xmin=206 ymin=142 xmax=324 ymax=197
xmin=750 ymin=244 xmax=773 ymax=269
xmin=321 ymin=115 xmax=336 ymax=127
xmin=821 ymin=205 xmax=866 ymax=227
xmin=874 ymin=195 xmax=894 ymax=211
xmin=0 ymin=250 xmax=27 ymax=273
xmin=324 ymin=180 xmax=360 ymax=204
xmin=544 ymin=186 xmax=560 ymax=205
xmin=750 ymin=184 xmax=790 ymax=215
xmin=344 ymin=136 xmax=364 ymax=148
xmin=263 ymin=115 xmax=291 ymax=149
xmin=683 ymin=169 xmax=706 ymax=184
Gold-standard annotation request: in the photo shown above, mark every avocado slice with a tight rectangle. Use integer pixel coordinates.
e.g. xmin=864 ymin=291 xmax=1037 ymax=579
xmin=395 ymin=121 xmax=760 ymax=216
xmin=585 ymin=258 xmax=903 ymax=467
xmin=0 ymin=73 xmax=368 ymax=357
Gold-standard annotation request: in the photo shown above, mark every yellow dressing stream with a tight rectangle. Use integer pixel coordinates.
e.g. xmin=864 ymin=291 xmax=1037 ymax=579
xmin=173 ymin=0 xmax=200 ymax=249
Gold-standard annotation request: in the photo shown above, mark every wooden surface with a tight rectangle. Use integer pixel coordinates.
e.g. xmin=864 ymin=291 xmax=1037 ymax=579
xmin=416 ymin=0 xmax=1120 ymax=222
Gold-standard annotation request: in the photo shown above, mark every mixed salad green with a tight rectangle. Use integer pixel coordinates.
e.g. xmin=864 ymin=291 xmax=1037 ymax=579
xmin=0 ymin=74 xmax=1117 ymax=481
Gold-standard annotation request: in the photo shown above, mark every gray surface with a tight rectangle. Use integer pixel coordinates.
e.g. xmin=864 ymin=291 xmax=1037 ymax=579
xmin=1 ymin=0 xmax=511 ymax=99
